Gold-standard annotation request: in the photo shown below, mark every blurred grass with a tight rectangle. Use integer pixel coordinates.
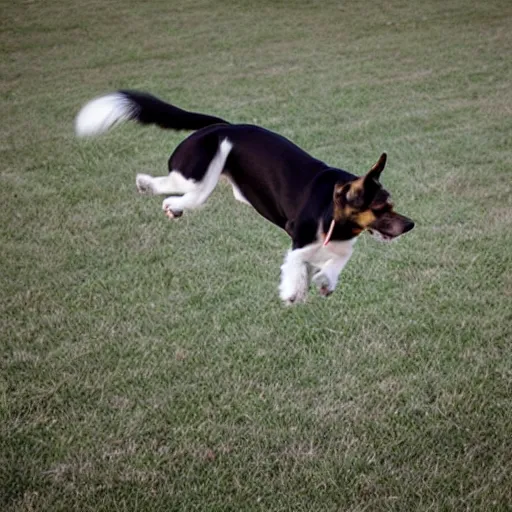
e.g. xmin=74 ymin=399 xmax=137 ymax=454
xmin=1 ymin=0 xmax=511 ymax=510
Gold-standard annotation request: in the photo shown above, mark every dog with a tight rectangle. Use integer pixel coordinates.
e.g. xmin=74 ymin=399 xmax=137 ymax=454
xmin=75 ymin=90 xmax=414 ymax=305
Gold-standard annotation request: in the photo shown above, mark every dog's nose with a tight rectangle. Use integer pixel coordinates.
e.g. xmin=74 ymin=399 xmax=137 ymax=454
xmin=403 ymin=220 xmax=415 ymax=233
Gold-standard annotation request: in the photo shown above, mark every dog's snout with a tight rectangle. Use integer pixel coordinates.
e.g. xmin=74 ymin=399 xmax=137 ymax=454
xmin=403 ymin=219 xmax=415 ymax=233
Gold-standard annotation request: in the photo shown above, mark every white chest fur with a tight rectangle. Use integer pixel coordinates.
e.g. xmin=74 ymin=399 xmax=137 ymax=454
xmin=305 ymin=238 xmax=356 ymax=267
xmin=279 ymin=228 xmax=356 ymax=304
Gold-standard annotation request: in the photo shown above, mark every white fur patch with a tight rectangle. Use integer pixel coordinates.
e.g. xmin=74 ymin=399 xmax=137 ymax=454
xmin=307 ymin=238 xmax=355 ymax=267
xmin=136 ymin=171 xmax=197 ymax=195
xmin=162 ymin=138 xmax=233 ymax=215
xmin=75 ymin=93 xmax=136 ymax=137
xmin=279 ymin=249 xmax=310 ymax=305
xmin=279 ymin=225 xmax=356 ymax=304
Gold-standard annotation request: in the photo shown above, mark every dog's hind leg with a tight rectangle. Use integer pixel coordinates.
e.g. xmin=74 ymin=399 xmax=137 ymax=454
xmin=161 ymin=138 xmax=233 ymax=218
xmin=136 ymin=171 xmax=197 ymax=196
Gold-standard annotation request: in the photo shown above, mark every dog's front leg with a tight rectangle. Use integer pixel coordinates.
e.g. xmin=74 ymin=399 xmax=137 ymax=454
xmin=311 ymin=255 xmax=352 ymax=297
xmin=279 ymin=247 xmax=315 ymax=305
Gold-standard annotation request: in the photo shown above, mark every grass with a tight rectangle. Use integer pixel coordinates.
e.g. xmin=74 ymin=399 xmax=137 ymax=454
xmin=1 ymin=0 xmax=511 ymax=510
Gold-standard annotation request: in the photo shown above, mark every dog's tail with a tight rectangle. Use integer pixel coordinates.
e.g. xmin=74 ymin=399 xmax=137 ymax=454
xmin=75 ymin=90 xmax=228 ymax=137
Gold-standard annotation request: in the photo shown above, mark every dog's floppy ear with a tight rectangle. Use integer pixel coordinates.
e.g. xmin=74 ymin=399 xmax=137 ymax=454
xmin=366 ymin=152 xmax=387 ymax=182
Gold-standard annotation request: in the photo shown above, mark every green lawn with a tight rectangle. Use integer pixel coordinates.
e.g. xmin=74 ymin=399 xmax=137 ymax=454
xmin=1 ymin=0 xmax=511 ymax=510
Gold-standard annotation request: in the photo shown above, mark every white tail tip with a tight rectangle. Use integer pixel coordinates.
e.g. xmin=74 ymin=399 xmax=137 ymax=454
xmin=75 ymin=93 xmax=136 ymax=137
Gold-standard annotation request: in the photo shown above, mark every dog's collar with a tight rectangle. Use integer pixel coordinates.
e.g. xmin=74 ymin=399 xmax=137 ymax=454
xmin=323 ymin=219 xmax=336 ymax=246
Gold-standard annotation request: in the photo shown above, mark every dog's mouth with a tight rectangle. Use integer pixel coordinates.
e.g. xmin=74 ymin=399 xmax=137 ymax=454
xmin=324 ymin=214 xmax=414 ymax=245
xmin=367 ymin=228 xmax=394 ymax=242
xmin=323 ymin=220 xmax=395 ymax=245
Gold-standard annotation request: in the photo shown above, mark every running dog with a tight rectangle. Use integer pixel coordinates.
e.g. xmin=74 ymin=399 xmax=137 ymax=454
xmin=75 ymin=91 xmax=414 ymax=304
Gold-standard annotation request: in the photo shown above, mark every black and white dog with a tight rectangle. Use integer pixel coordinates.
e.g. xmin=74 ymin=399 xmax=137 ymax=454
xmin=75 ymin=91 xmax=414 ymax=305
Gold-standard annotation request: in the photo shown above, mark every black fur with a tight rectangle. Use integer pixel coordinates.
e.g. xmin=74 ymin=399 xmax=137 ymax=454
xmin=111 ymin=91 xmax=413 ymax=247
xmin=119 ymin=90 xmax=227 ymax=131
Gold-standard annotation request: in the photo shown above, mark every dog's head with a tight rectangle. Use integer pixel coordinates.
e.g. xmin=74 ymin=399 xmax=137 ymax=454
xmin=328 ymin=153 xmax=414 ymax=242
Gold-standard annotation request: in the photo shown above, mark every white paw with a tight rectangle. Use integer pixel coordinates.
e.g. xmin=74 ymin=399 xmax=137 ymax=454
xmin=312 ymin=271 xmax=335 ymax=297
xmin=279 ymin=250 xmax=309 ymax=306
xmin=162 ymin=198 xmax=183 ymax=219
xmin=279 ymin=281 xmax=308 ymax=306
xmin=136 ymin=174 xmax=155 ymax=194
xmin=280 ymin=291 xmax=307 ymax=306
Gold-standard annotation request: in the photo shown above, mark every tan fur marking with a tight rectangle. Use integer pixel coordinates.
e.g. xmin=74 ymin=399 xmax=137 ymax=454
xmin=355 ymin=209 xmax=377 ymax=228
